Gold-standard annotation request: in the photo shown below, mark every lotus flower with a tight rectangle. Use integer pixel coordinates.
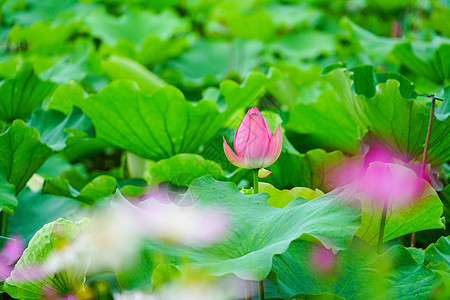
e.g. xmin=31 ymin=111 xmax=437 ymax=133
xmin=223 ymin=107 xmax=282 ymax=169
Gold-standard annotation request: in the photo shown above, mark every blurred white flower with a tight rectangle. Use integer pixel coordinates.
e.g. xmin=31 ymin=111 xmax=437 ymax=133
xmin=16 ymin=190 xmax=229 ymax=279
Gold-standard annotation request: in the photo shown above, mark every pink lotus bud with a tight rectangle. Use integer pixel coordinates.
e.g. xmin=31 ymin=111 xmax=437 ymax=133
xmin=223 ymin=107 xmax=282 ymax=169
xmin=391 ymin=21 xmax=402 ymax=38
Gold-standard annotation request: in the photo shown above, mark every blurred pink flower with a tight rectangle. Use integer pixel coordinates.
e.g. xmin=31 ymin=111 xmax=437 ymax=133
xmin=328 ymin=143 xmax=437 ymax=191
xmin=223 ymin=107 xmax=282 ymax=169
xmin=0 ymin=236 xmax=25 ymax=280
xmin=309 ymin=245 xmax=336 ymax=276
xmin=357 ymin=162 xmax=427 ymax=207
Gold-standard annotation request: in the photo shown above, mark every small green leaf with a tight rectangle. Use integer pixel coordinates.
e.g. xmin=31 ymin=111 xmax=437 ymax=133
xmin=259 ymin=182 xmax=323 ymax=208
xmin=43 ymin=175 xmax=116 ymax=205
xmin=424 ymin=236 xmax=450 ymax=270
xmin=0 ymin=168 xmax=18 ymax=215
xmin=47 ymin=81 xmax=85 ymax=116
xmin=102 ymin=55 xmax=167 ymax=95
xmin=150 ymin=154 xmax=225 ymax=187
xmin=265 ymin=148 xmax=347 ymax=192
xmin=27 ymin=108 xmax=94 ymax=151
xmin=0 ymin=120 xmax=53 ymax=194
xmin=0 ymin=64 xmax=57 ymax=122
xmin=151 ymin=264 xmax=181 ymax=291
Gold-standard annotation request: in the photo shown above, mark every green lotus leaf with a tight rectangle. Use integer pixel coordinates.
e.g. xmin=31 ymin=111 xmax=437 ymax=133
xmin=271 ymin=240 xmax=442 ymax=299
xmin=47 ymin=81 xmax=85 ymax=116
xmin=84 ymin=9 xmax=189 ymax=47
xmin=286 ymin=89 xmax=360 ymax=154
xmin=392 ymin=39 xmax=450 ymax=85
xmin=3 ymin=218 xmax=87 ymax=300
xmin=166 ymin=39 xmax=264 ymax=86
xmin=150 ymin=154 xmax=225 ymax=187
xmin=27 ymin=108 xmax=94 ymax=152
xmin=0 ymin=167 xmax=18 ymax=216
xmin=0 ymin=64 xmax=57 ymax=122
xmin=265 ymin=148 xmax=347 ymax=192
xmin=101 ymin=55 xmax=167 ymax=95
xmin=119 ymin=176 xmax=360 ymax=281
xmin=424 ymin=235 xmax=450 ymax=271
xmin=258 ymin=182 xmax=324 ymax=209
xmin=43 ymin=175 xmax=116 ymax=205
xmin=7 ymin=22 xmax=79 ymax=55
xmin=0 ymin=120 xmax=53 ymax=194
xmin=269 ymin=30 xmax=335 ymax=61
xmin=78 ymin=69 xmax=281 ymax=161
xmin=2 ymin=0 xmax=81 ymax=26
xmin=325 ymin=67 xmax=450 ymax=166
xmin=9 ymin=188 xmax=81 ymax=242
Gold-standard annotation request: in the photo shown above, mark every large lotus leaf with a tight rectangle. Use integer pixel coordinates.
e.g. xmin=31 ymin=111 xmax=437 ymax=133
xmin=0 ymin=120 xmax=53 ymax=194
xmin=149 ymin=154 xmax=225 ymax=187
xmin=271 ymin=240 xmax=442 ymax=299
xmin=27 ymin=108 xmax=94 ymax=152
xmin=325 ymin=67 xmax=450 ymax=166
xmin=84 ymin=9 xmax=189 ymax=47
xmin=424 ymin=235 xmax=450 ymax=271
xmin=166 ymin=39 xmax=264 ymax=86
xmin=355 ymin=163 xmax=444 ymax=245
xmin=79 ymin=69 xmax=281 ymax=161
xmin=42 ymin=175 xmax=116 ymax=205
xmin=0 ymin=168 xmax=18 ymax=215
xmin=3 ymin=218 xmax=86 ymax=300
xmin=286 ymin=89 xmax=360 ymax=154
xmin=0 ymin=64 xmax=57 ymax=122
xmin=265 ymin=148 xmax=347 ymax=192
xmin=132 ymin=176 xmax=360 ymax=281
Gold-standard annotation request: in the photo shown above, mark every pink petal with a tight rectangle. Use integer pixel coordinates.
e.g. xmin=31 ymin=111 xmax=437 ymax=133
xmin=262 ymin=125 xmax=283 ymax=167
xmin=241 ymin=110 xmax=272 ymax=168
xmin=223 ymin=137 xmax=246 ymax=168
xmin=234 ymin=107 xmax=271 ymax=159
xmin=0 ymin=236 xmax=25 ymax=265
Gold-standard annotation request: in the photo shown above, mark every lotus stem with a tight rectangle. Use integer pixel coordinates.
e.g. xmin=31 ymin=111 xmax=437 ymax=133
xmin=258 ymin=280 xmax=265 ymax=300
xmin=253 ymin=169 xmax=259 ymax=194
xmin=252 ymin=169 xmax=264 ymax=299
xmin=377 ymin=200 xmax=388 ymax=254
xmin=2 ymin=213 xmax=8 ymax=237
xmin=411 ymin=96 xmax=436 ymax=247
